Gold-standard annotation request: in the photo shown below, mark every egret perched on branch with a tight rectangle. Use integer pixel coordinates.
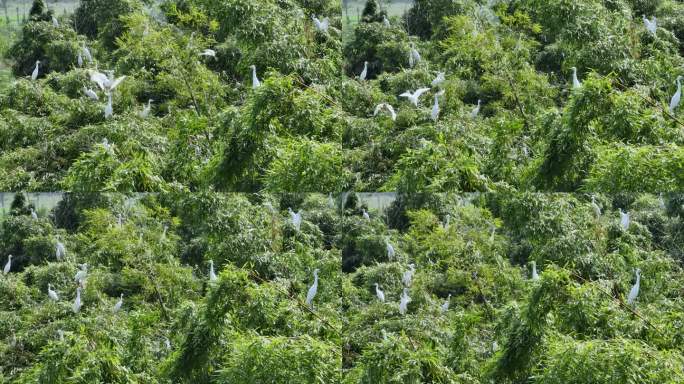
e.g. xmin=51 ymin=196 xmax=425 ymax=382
xmin=48 ymin=284 xmax=59 ymax=301
xmin=306 ymin=269 xmax=320 ymax=308
xmin=3 ymin=255 xmax=11 ymax=275
xmin=400 ymin=87 xmax=430 ymax=107
xmin=669 ymin=76 xmax=682 ymax=114
xmin=386 ymin=239 xmax=395 ymax=259
xmin=362 ymin=209 xmax=370 ymax=221
xmin=104 ymin=93 xmax=113 ymax=119
xmin=199 ymin=49 xmax=216 ymax=58
xmin=432 ymin=72 xmax=445 ymax=88
xmin=74 ymin=264 xmax=88 ymax=286
xmin=72 ymin=287 xmax=82 ymax=313
xmin=359 ymin=61 xmax=368 ymax=81
xmin=288 ymin=208 xmax=302 ymax=231
xmin=139 ymin=99 xmax=153 ymax=118
xmin=77 ymin=52 xmax=83 ymax=67
xmin=408 ymin=44 xmax=421 ymax=68
xmin=399 ymin=288 xmax=411 ymax=315
xmin=591 ymin=196 xmax=601 ymax=218
xmin=250 ymin=65 xmax=261 ymax=89
xmin=441 ymin=294 xmax=451 ymax=313
xmin=642 ymin=15 xmax=657 ymax=35
xmin=373 ymin=103 xmax=397 ymax=121
xmin=208 ymin=259 xmax=217 ymax=282
xmin=619 ymin=209 xmax=630 ymax=231
xmin=89 ymin=70 xmax=126 ymax=93
xmin=83 ymin=87 xmax=98 ymax=101
xmin=31 ymin=61 xmax=40 ymax=81
xmin=470 ymin=99 xmax=482 ymax=118
xmin=571 ymin=67 xmax=581 ymax=89
xmin=52 ymin=16 xmax=59 ymax=27
xmin=374 ymin=283 xmax=385 ymax=302
xmin=56 ymin=241 xmax=66 ymax=260
xmin=312 ymin=16 xmax=329 ymax=33
xmin=627 ymin=268 xmax=641 ymax=305
xmin=113 ymin=294 xmax=123 ymax=313
xmin=383 ymin=16 xmax=390 ymax=27
xmin=530 ymin=261 xmax=539 ymax=281
xmin=431 ymin=90 xmax=445 ymax=121
xmin=402 ymin=264 xmax=415 ymax=287
xmin=31 ymin=208 xmax=38 ymax=219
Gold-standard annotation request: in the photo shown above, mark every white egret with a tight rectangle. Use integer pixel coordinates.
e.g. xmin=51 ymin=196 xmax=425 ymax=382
xmin=373 ymin=103 xmax=397 ymax=121
xmin=402 ymin=264 xmax=415 ymax=287
xmin=359 ymin=61 xmax=368 ymax=81
xmin=492 ymin=341 xmax=499 ymax=352
xmin=288 ymin=208 xmax=302 ymax=231
xmin=619 ymin=209 xmax=630 ymax=231
xmin=441 ymin=294 xmax=451 ymax=313
xmin=669 ymin=76 xmax=682 ymax=114
xmin=312 ymin=16 xmax=329 ymax=33
xmin=431 ymin=72 xmax=445 ymax=88
xmin=31 ymin=61 xmax=40 ymax=81
xmin=83 ymin=87 xmax=98 ymax=101
xmin=72 ymin=287 xmax=82 ymax=313
xmin=31 ymin=208 xmax=38 ymax=219
xmin=48 ymin=284 xmax=59 ymax=301
xmin=530 ymin=261 xmax=539 ymax=281
xmin=642 ymin=16 xmax=657 ymax=36
xmin=571 ymin=67 xmax=581 ymax=89
xmin=306 ymin=269 xmax=320 ymax=308
xmin=386 ymin=239 xmax=395 ymax=259
xmin=89 ymin=70 xmax=126 ymax=93
xmin=400 ymin=87 xmax=430 ymax=107
xmin=104 ymin=93 xmax=113 ymax=119
xmin=659 ymin=193 xmax=666 ymax=210
xmin=470 ymin=99 xmax=482 ymax=118
xmin=374 ymin=283 xmax=385 ymax=302
xmin=627 ymin=268 xmax=641 ymax=305
xmin=250 ymin=65 xmax=261 ymax=89
xmin=362 ymin=209 xmax=370 ymax=221
xmin=591 ymin=196 xmax=601 ymax=218
xmin=208 ymin=259 xmax=217 ymax=282
xmin=399 ymin=288 xmax=411 ymax=315
xmin=77 ymin=53 xmax=83 ymax=67
xmin=56 ymin=241 xmax=66 ymax=260
xmin=3 ymin=255 xmax=11 ymax=275
xmin=139 ymin=99 xmax=153 ymax=118
xmin=328 ymin=193 xmax=335 ymax=208
xmin=113 ymin=294 xmax=123 ymax=313
xmin=408 ymin=44 xmax=421 ymax=68
xmin=431 ymin=90 xmax=445 ymax=121
xmin=82 ymin=46 xmax=93 ymax=64
xmin=199 ymin=49 xmax=216 ymax=58
xmin=52 ymin=16 xmax=59 ymax=27
xmin=74 ymin=264 xmax=88 ymax=286
xmin=443 ymin=214 xmax=451 ymax=229
xmin=383 ymin=16 xmax=390 ymax=27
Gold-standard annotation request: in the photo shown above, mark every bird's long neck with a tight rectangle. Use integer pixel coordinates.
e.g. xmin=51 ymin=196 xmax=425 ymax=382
xmin=635 ymin=273 xmax=640 ymax=285
xmin=677 ymin=78 xmax=681 ymax=91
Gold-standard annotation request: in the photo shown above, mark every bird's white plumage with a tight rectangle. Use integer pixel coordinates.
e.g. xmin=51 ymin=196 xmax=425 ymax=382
xmin=209 ymin=260 xmax=217 ymax=282
xmin=431 ymin=90 xmax=445 ymax=121
xmin=306 ymin=269 xmax=319 ymax=308
xmin=113 ymin=294 xmax=123 ymax=313
xmin=400 ymin=87 xmax=430 ymax=107
xmin=104 ymin=93 xmax=113 ymax=119
xmin=199 ymin=49 xmax=216 ymax=58
xmin=288 ymin=208 xmax=302 ymax=231
xmin=470 ymin=99 xmax=482 ymax=118
xmin=402 ymin=264 xmax=415 ymax=287
xmin=31 ymin=61 xmax=40 ymax=81
xmin=670 ymin=76 xmax=682 ymax=114
xmin=139 ymin=99 xmax=153 ymax=118
xmin=373 ymin=103 xmax=396 ymax=121
xmin=432 ymin=72 xmax=445 ymax=88
xmin=56 ymin=241 xmax=66 ymax=260
xmin=643 ymin=15 xmax=657 ymax=35
xmin=72 ymin=287 xmax=82 ymax=313
xmin=362 ymin=209 xmax=370 ymax=221
xmin=312 ymin=16 xmax=329 ymax=33
xmin=399 ymin=288 xmax=411 ymax=315
xmin=441 ymin=294 xmax=451 ymax=313
xmin=571 ymin=67 xmax=581 ymax=89
xmin=531 ymin=261 xmax=539 ymax=281
xmin=619 ymin=209 xmax=630 ymax=231
xmin=3 ymin=255 xmax=11 ymax=275
xmin=74 ymin=264 xmax=88 ymax=286
xmin=627 ymin=268 xmax=641 ymax=305
xmin=374 ymin=283 xmax=385 ymax=302
xmin=31 ymin=208 xmax=38 ymax=219
xmin=591 ymin=196 xmax=601 ymax=218
xmin=359 ymin=61 xmax=368 ymax=81
xmin=386 ymin=240 xmax=395 ymax=259
xmin=83 ymin=87 xmax=99 ymax=101
xmin=48 ymin=284 xmax=59 ymax=301
xmin=250 ymin=65 xmax=261 ymax=89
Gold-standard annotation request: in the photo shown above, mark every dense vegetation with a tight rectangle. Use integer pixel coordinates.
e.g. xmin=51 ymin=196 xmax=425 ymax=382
xmin=3 ymin=0 xmax=684 ymax=191
xmin=1 ymin=192 xmax=342 ymax=383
